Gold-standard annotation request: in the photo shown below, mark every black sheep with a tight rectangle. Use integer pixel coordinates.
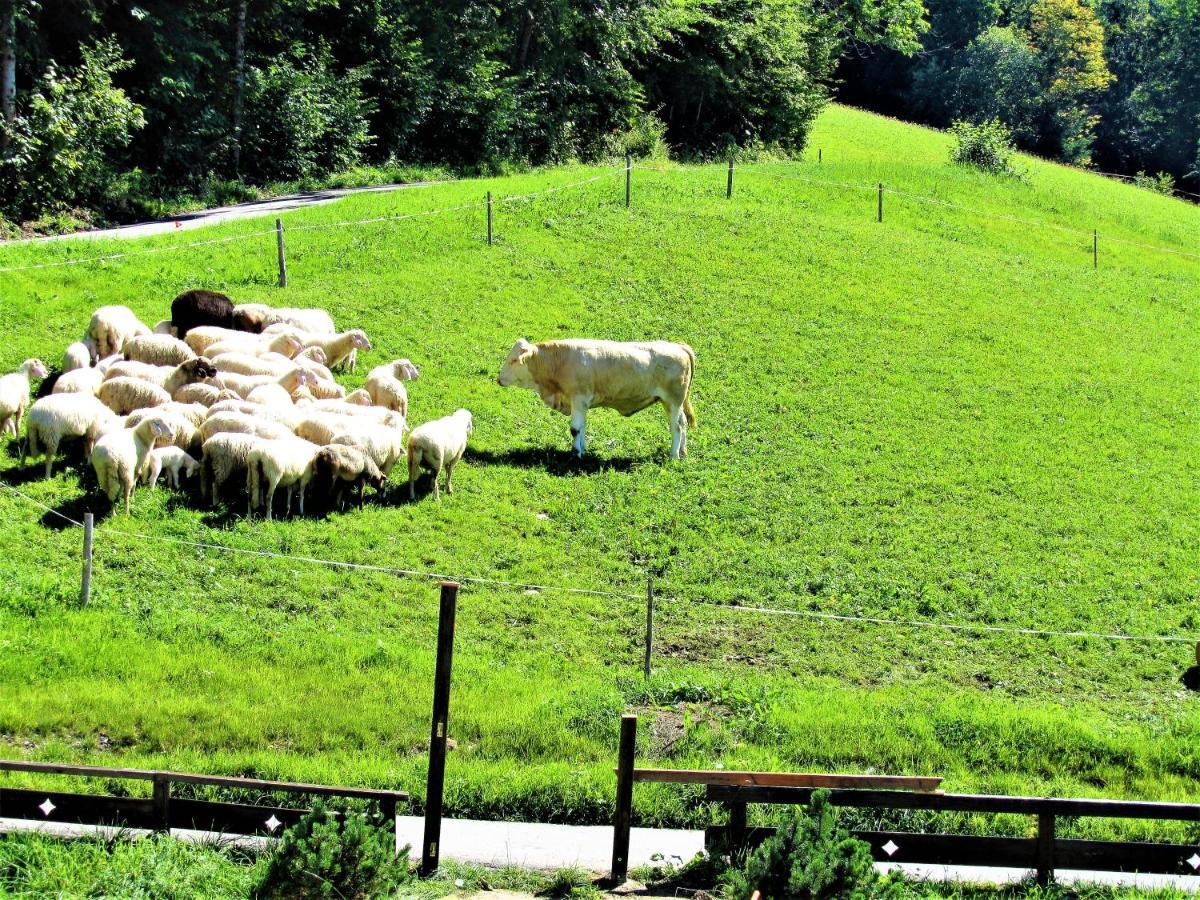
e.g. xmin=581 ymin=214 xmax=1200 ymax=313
xmin=170 ymin=289 xmax=235 ymax=338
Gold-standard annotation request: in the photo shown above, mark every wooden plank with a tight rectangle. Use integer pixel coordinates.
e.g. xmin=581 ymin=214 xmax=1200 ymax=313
xmin=0 ymin=788 xmax=158 ymax=829
xmin=0 ymin=760 xmax=406 ymax=802
xmin=169 ymin=798 xmax=308 ymax=835
xmin=611 ymin=714 xmax=638 ymax=882
xmin=1054 ymin=838 xmax=1200 ymax=874
xmin=634 ymin=769 xmax=942 ymax=791
xmin=705 ymin=785 xmax=1200 ymax=820
xmin=421 ymin=580 xmax=458 ymax=877
xmin=1036 ymin=813 xmax=1055 ymax=885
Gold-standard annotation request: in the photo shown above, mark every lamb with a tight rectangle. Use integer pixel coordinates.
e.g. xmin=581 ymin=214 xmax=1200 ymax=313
xmin=200 ymin=432 xmax=267 ymax=503
xmin=406 ymin=409 xmax=474 ymax=501
xmin=247 ymin=437 xmax=321 ymax=519
xmin=53 ymin=367 xmax=104 ymax=396
xmin=62 ymin=342 xmax=92 ymax=373
xmin=92 ymin=416 xmax=175 ymax=514
xmin=127 ymin=407 xmax=203 ymax=455
xmin=144 ymin=446 xmax=200 ymax=490
xmin=330 ymin=418 xmax=408 ymax=480
xmin=300 ymin=329 xmax=371 ymax=372
xmin=173 ymin=383 xmax=236 ymax=407
xmin=364 ymin=359 xmax=420 ymax=416
xmin=199 ymin=412 xmax=294 ymax=442
xmin=0 ymin=359 xmax=48 ymax=437
xmin=123 ymin=334 xmax=196 ymax=366
xmin=312 ymin=444 xmax=386 ymax=511
xmin=170 ymin=289 xmax=235 ymax=337
xmin=96 ymin=377 xmax=173 ymax=415
xmin=86 ymin=306 xmax=152 ymax=358
xmin=211 ymin=368 xmax=308 ymax=400
xmin=23 ymin=394 xmax=123 ymax=477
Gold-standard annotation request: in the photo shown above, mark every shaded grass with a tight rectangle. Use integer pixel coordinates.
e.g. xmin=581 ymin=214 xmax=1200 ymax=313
xmin=0 ymin=105 xmax=1195 ymax=846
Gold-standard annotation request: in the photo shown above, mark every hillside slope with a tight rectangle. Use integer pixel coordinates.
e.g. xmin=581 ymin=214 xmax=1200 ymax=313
xmin=0 ymin=105 xmax=1196 ymax=838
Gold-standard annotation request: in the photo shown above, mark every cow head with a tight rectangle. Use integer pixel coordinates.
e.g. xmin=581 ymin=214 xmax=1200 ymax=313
xmin=497 ymin=339 xmax=536 ymax=388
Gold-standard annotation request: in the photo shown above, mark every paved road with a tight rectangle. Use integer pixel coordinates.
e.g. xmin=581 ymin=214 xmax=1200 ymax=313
xmin=30 ymin=182 xmax=435 ymax=243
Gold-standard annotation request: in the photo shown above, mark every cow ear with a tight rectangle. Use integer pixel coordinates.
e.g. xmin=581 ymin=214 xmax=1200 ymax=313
xmin=515 ymin=339 xmax=534 ymax=363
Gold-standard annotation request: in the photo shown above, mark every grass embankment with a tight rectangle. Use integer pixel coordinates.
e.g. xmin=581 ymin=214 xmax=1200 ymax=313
xmin=0 ymin=105 xmax=1196 ymax=845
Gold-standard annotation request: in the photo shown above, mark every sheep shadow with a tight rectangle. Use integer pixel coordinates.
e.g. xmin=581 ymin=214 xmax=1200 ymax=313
xmin=40 ymin=492 xmax=109 ymax=531
xmin=467 ymin=446 xmax=643 ymax=476
xmin=1182 ymin=666 xmax=1200 ymax=692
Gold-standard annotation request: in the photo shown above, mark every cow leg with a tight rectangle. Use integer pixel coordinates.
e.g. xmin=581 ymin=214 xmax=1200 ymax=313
xmin=570 ymin=400 xmax=588 ymax=457
xmin=667 ymin=402 xmax=687 ymax=459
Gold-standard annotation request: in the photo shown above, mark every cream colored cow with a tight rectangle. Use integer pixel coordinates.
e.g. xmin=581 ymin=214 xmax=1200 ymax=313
xmin=497 ymin=338 xmax=696 ymax=459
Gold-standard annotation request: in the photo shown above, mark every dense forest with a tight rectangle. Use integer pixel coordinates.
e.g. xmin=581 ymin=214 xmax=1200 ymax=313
xmin=0 ymin=0 xmax=1194 ymax=229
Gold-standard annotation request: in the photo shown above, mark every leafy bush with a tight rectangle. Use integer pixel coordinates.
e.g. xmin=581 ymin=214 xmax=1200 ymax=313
xmin=603 ymin=111 xmax=671 ymax=161
xmin=1133 ymin=170 xmax=1175 ymax=195
xmin=252 ymin=803 xmax=411 ymax=899
xmin=950 ymin=119 xmax=1019 ymax=175
xmin=240 ymin=45 xmax=374 ymax=183
xmin=0 ymin=38 xmax=144 ymax=221
xmin=723 ymin=790 xmax=903 ymax=900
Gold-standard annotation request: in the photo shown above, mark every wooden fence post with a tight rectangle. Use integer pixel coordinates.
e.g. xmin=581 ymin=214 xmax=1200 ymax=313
xmin=1036 ymin=812 xmax=1055 ymax=885
xmin=728 ymin=800 xmax=748 ymax=855
xmin=421 ymin=581 xmax=458 ymax=877
xmin=1093 ymin=229 xmax=1098 ymax=269
xmin=818 ymin=148 xmax=822 ymax=164
xmin=80 ymin=512 xmax=93 ymax=606
xmin=275 ymin=218 xmax=287 ymax=287
xmin=380 ymin=797 xmax=401 ymax=858
xmin=625 ymin=154 xmax=631 ymax=208
xmin=727 ymin=156 xmax=734 ymax=199
xmin=643 ymin=575 xmax=654 ymax=680
xmin=611 ymin=714 xmax=637 ymax=883
xmin=877 ymin=184 xmax=884 ymax=223
xmin=152 ymin=774 xmax=170 ymax=833
xmin=487 ymin=192 xmax=493 ymax=246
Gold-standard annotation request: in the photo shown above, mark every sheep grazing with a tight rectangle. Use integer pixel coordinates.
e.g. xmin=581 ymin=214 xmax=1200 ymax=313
xmin=364 ymin=359 xmax=420 ymax=416
xmin=204 ymin=332 xmax=304 ymax=361
xmin=212 ymin=368 xmax=308 ymax=401
xmin=127 ymin=407 xmax=203 ymax=455
xmin=247 ymin=437 xmax=321 ymax=519
xmin=91 ymin=415 xmax=175 ymax=514
xmin=114 ymin=357 xmax=218 ymax=395
xmin=231 ymin=302 xmax=272 ymax=333
xmin=0 ymin=358 xmax=49 ymax=437
xmin=97 ymin=377 xmax=173 ymax=415
xmin=331 ymin=419 xmax=408 ymax=484
xmin=199 ymin=412 xmax=294 ymax=443
xmin=170 ymin=289 xmax=235 ymax=338
xmin=144 ymin=446 xmax=200 ymax=490
xmin=200 ymin=432 xmax=267 ymax=504
xmin=172 ymin=383 xmax=234 ymax=407
xmin=312 ymin=444 xmax=386 ymax=511
xmin=209 ymin=351 xmax=299 ymax=378
xmin=301 ymin=329 xmax=371 ymax=373
xmin=62 ymin=342 xmax=92 ymax=373
xmin=53 ymin=367 xmax=104 ymax=396
xmin=407 ymin=409 xmax=473 ymax=501
xmin=86 ymin=306 xmax=152 ymax=358
xmin=24 ymin=394 xmax=123 ymax=478
xmin=261 ymin=306 xmax=337 ymax=335
xmin=123 ymin=334 xmax=196 ymax=366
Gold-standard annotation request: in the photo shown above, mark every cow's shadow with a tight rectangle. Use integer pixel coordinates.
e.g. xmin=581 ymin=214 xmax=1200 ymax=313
xmin=1182 ymin=666 xmax=1200 ymax=692
xmin=468 ymin=446 xmax=643 ymax=476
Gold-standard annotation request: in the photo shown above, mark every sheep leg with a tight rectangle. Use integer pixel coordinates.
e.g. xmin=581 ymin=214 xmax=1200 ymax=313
xmin=408 ymin=449 xmax=420 ymax=500
xmin=432 ymin=466 xmax=441 ymax=501
xmin=265 ymin=479 xmax=278 ymax=522
xmin=298 ymin=486 xmax=306 ymax=517
xmin=445 ymin=461 xmax=455 ymax=496
xmin=44 ymin=443 xmax=56 ymax=479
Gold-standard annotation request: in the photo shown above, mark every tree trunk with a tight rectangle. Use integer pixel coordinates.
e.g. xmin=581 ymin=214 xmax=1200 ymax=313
xmin=230 ymin=0 xmax=247 ymax=173
xmin=1 ymin=0 xmax=16 ymax=137
xmin=515 ymin=9 xmax=535 ymax=73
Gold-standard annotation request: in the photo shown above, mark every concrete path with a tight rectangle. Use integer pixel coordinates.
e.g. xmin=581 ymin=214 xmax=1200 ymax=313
xmin=29 ymin=182 xmax=435 ymax=243
xmin=4 ymin=816 xmax=1199 ymax=893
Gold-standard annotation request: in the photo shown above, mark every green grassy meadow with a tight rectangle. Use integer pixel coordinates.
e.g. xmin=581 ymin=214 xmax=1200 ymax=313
xmin=0 ymin=105 xmax=1197 ymax=845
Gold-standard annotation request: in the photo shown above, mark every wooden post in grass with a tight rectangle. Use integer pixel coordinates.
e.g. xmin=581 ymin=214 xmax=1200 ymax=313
xmin=275 ymin=218 xmax=287 ymax=287
xmin=818 ymin=148 xmax=822 ymax=164
xmin=80 ymin=512 xmax=93 ymax=606
xmin=727 ymin=156 xmax=734 ymax=199
xmin=643 ymin=575 xmax=654 ymax=680
xmin=1093 ymin=229 xmax=1098 ymax=269
xmin=625 ymin=154 xmax=632 ymax=208
xmin=1036 ymin=812 xmax=1056 ymax=885
xmin=877 ymin=183 xmax=884 ymax=223
xmin=380 ymin=797 xmax=401 ymax=858
xmin=421 ymin=581 xmax=458 ymax=877
xmin=611 ymin=714 xmax=637 ymax=882
xmin=487 ymin=192 xmax=493 ymax=246
xmin=152 ymin=774 xmax=171 ymax=833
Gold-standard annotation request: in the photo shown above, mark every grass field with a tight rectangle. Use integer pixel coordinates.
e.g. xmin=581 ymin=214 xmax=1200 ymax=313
xmin=0 ymin=105 xmax=1197 ymax=847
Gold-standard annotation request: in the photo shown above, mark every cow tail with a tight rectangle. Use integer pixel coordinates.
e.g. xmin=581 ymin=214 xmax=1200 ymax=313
xmin=681 ymin=343 xmax=697 ymax=428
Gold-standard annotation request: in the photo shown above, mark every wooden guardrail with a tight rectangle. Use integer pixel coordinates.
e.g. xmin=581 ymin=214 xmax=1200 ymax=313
xmin=609 ymin=714 xmax=1200 ymax=885
xmin=0 ymin=759 xmax=409 ymax=853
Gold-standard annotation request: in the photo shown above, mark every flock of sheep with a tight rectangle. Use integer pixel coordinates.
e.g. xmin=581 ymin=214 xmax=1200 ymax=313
xmin=0 ymin=290 xmax=473 ymax=516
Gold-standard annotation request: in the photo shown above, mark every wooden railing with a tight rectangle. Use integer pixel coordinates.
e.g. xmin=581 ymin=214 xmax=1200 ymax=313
xmin=609 ymin=714 xmax=1200 ymax=885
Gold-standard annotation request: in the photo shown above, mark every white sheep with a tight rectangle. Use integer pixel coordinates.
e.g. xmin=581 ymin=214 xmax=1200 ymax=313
xmin=260 ymin=347 xmax=332 ymax=382
xmin=204 ymin=332 xmax=304 ymax=360
xmin=295 ymin=412 xmax=361 ymax=446
xmin=62 ymin=342 xmax=93 ymax=373
xmin=96 ymin=377 xmax=173 ymax=415
xmin=172 ymin=383 xmax=236 ymax=407
xmin=127 ymin=407 xmax=203 ymax=455
xmin=199 ymin=411 xmax=294 ymax=442
xmin=144 ymin=446 xmax=200 ymax=490
xmin=86 ymin=306 xmax=152 ymax=358
xmin=247 ymin=437 xmax=321 ymax=519
xmin=308 ymin=399 xmax=406 ymax=427
xmin=346 ymin=389 xmax=372 ymax=406
xmin=246 ymin=383 xmax=298 ymax=407
xmin=211 ymin=368 xmax=308 ymax=400
xmin=153 ymin=320 xmax=176 ymax=336
xmin=95 ymin=353 xmax=123 ymax=373
xmin=312 ymin=444 xmax=387 ymax=510
xmin=24 ymin=394 xmax=124 ymax=477
xmin=331 ymin=418 xmax=408 ymax=480
xmin=261 ymin=307 xmax=337 ymax=334
xmin=406 ymin=409 xmax=473 ymax=501
xmin=300 ymin=329 xmax=371 ymax=373
xmin=104 ymin=358 xmax=217 ymax=396
xmin=92 ymin=415 xmax=175 ymax=514
xmin=364 ymin=359 xmax=420 ymax=416
xmin=304 ymin=377 xmax=346 ymax=400
xmin=209 ymin=399 xmax=303 ymax=429
xmin=123 ymin=334 xmax=196 ymax=366
xmin=0 ymin=358 xmax=48 ymax=437
xmin=201 ymin=432 xmax=268 ymax=504
xmin=53 ymin=367 xmax=104 ymax=396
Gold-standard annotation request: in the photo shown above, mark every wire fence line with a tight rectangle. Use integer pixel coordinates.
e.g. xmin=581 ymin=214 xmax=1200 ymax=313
xmin=1 ymin=479 xmax=1194 ymax=649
